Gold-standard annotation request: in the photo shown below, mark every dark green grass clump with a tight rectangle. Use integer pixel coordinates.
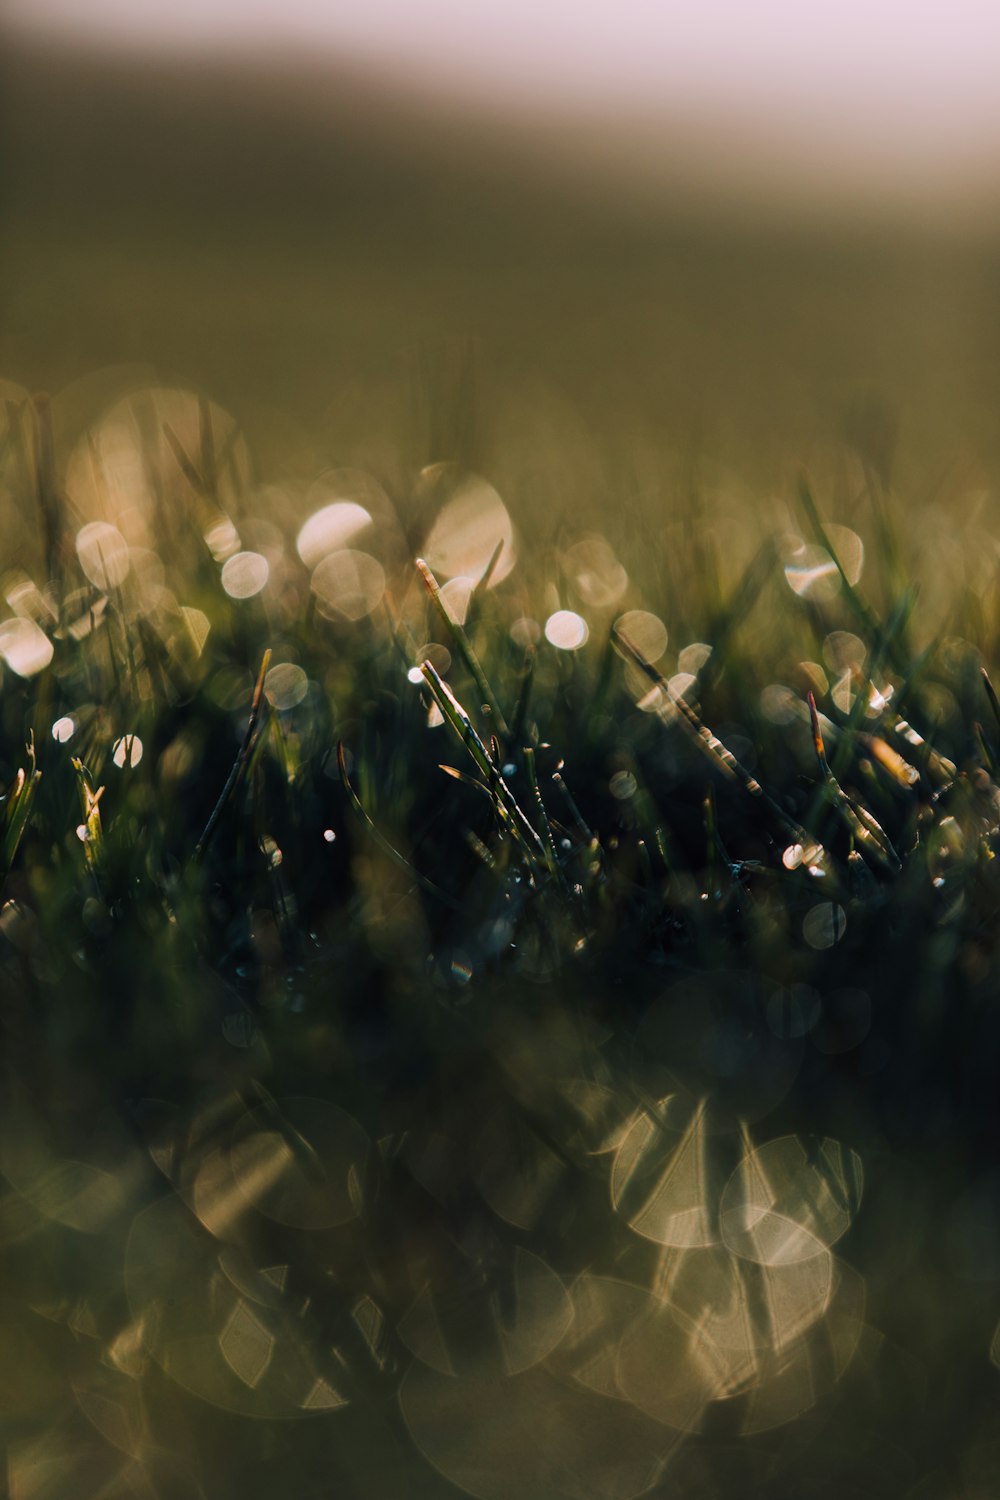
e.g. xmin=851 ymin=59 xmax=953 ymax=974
xmin=3 ymin=387 xmax=1000 ymax=1498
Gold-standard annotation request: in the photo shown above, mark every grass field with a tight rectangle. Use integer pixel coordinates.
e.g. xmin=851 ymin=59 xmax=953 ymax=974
xmin=4 ymin=35 xmax=1000 ymax=1500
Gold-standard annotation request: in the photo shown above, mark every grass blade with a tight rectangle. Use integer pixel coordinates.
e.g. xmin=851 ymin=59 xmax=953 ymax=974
xmin=194 ymin=649 xmax=272 ymax=862
xmin=415 ymin=557 xmax=509 ymax=736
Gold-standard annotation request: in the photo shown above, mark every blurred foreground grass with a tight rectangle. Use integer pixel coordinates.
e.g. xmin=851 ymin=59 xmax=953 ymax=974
xmin=5 ymin=34 xmax=1000 ymax=1500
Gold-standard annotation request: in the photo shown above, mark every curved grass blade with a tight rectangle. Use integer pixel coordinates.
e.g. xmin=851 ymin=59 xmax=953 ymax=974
xmin=808 ymin=692 xmax=900 ymax=872
xmin=338 ymin=742 xmax=460 ymax=911
xmin=2 ymin=737 xmax=41 ymax=880
xmin=71 ymin=755 xmax=105 ymax=880
xmin=415 ymin=558 xmax=508 ymax=736
xmin=419 ymin=661 xmax=546 ymax=864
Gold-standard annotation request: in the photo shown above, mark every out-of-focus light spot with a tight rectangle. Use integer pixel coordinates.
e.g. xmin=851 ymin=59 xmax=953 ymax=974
xmin=179 ymin=606 xmax=211 ymax=656
xmin=259 ymin=835 xmax=283 ymax=869
xmin=52 ymin=716 xmax=75 ymax=743
xmin=76 ymin=521 xmax=131 ymax=590
xmin=824 ymin=524 xmax=865 ymax=586
xmin=609 ymin=770 xmax=637 ymax=800
xmin=323 ymin=829 xmax=336 ymax=843
xmin=668 ymin=671 xmax=697 ymax=700
xmin=800 ymin=661 xmax=828 ymax=696
xmin=204 ymin=515 xmax=240 ymax=562
xmin=407 ymin=666 xmax=424 ymax=684
xmin=510 ymin=617 xmax=541 ymax=648
xmin=720 ymin=1134 xmax=861 ymax=1265
xmin=5 ymin=574 xmax=54 ymax=624
xmin=222 ymin=551 xmax=269 ymax=599
xmin=760 ymin=683 xmax=799 ymax=725
xmin=784 ymin=544 xmax=840 ymax=601
xmin=545 ymin=610 xmax=588 ymax=650
xmin=417 ymin=643 xmax=451 ymax=678
xmin=0 ymin=616 xmax=54 ymax=677
xmin=866 ymin=683 xmax=893 ymax=717
xmin=296 ymin=502 xmax=373 ymax=570
xmin=615 ymin=609 xmax=667 ymax=662
xmin=831 ymin=670 xmax=855 ymax=714
xmin=264 ymin=662 xmax=309 ymax=711
xmin=219 ymin=1298 xmax=275 ymax=1388
xmin=60 ymin=591 xmax=108 ymax=642
xmin=823 ymin=631 xmax=867 ymax=672
xmin=438 ymin=577 xmax=474 ymax=626
xmin=636 ymin=684 xmax=667 ymax=714
xmin=803 ymin=902 xmax=847 ymax=949
xmin=421 ymin=469 xmax=516 ymax=585
xmin=311 ymin=549 xmax=385 ymax=621
xmin=867 ymin=735 xmax=918 ymax=787
xmin=112 ymin=734 xmax=143 ymax=769
xmin=564 ymin=536 xmax=628 ymax=608
xmin=677 ymin=642 xmax=712 ymax=674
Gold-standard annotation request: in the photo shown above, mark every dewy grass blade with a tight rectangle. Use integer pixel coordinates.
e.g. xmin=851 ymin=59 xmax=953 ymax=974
xmin=614 ymin=626 xmax=805 ymax=838
xmin=523 ymin=745 xmax=564 ymax=887
xmin=71 ymin=755 xmax=105 ymax=879
xmin=419 ymin=661 xmax=546 ymax=864
xmin=808 ymin=692 xmax=900 ymax=872
xmin=982 ymin=667 xmax=1000 ymax=738
xmin=1 ymin=737 xmax=41 ymax=880
xmin=415 ymin=558 xmax=509 ymax=736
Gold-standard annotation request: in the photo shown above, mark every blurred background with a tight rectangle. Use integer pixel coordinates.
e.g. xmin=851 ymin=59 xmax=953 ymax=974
xmin=3 ymin=0 xmax=1000 ymax=511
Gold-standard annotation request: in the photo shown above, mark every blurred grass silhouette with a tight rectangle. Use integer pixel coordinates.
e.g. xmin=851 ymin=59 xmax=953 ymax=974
xmin=4 ymin=32 xmax=1000 ymax=1500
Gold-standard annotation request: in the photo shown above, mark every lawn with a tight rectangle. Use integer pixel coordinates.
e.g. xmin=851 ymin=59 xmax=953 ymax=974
xmin=3 ymin=35 xmax=1000 ymax=1500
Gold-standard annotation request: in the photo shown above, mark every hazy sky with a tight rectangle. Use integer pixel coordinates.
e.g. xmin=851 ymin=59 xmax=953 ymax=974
xmin=7 ymin=1 xmax=1000 ymax=199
